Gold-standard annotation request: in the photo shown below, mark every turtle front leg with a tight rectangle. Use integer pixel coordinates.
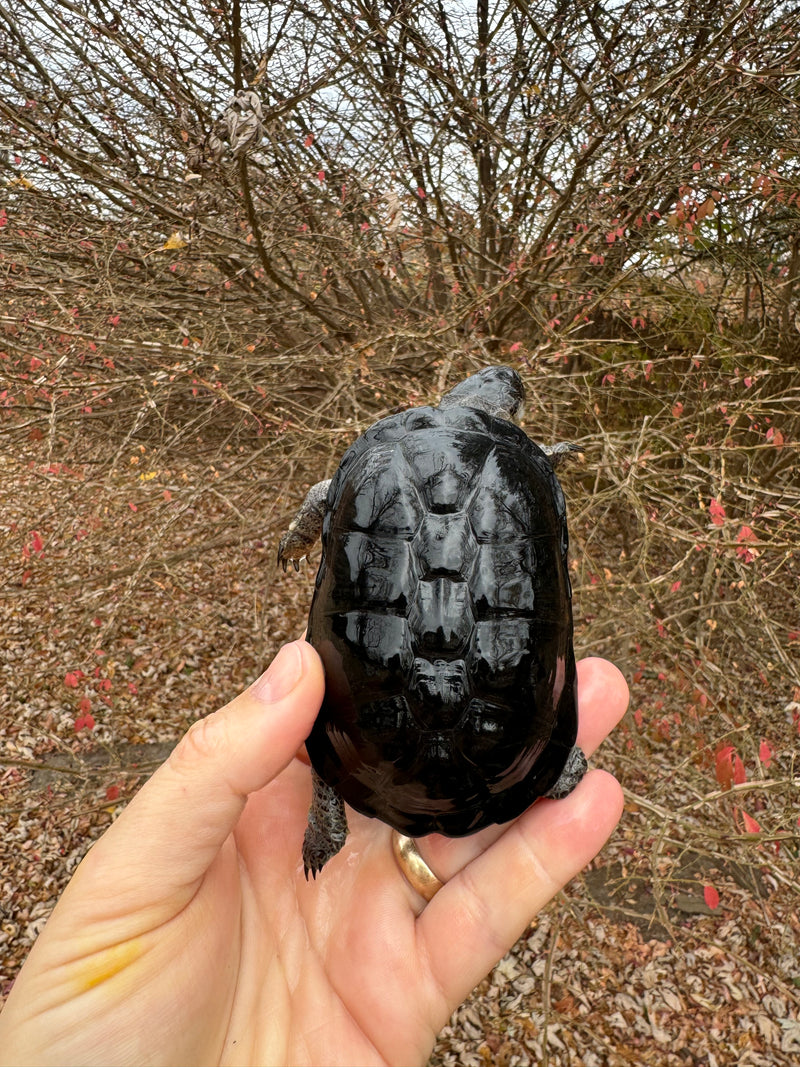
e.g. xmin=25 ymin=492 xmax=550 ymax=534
xmin=303 ymin=769 xmax=349 ymax=878
xmin=277 ymin=478 xmax=331 ymax=571
xmin=544 ymin=745 xmax=588 ymax=799
xmin=539 ymin=442 xmax=584 ymax=470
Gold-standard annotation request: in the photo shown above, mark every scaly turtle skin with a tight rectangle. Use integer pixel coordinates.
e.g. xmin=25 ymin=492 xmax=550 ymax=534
xmin=278 ymin=366 xmax=586 ymax=877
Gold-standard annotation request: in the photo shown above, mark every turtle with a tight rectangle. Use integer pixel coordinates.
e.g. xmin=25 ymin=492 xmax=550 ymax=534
xmin=278 ymin=365 xmax=588 ymax=878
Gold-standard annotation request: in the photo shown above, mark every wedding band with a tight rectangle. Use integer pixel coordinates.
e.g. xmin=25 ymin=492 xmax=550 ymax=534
xmin=391 ymin=831 xmax=444 ymax=902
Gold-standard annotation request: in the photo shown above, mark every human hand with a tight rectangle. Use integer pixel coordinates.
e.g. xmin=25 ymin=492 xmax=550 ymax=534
xmin=0 ymin=641 xmax=627 ymax=1067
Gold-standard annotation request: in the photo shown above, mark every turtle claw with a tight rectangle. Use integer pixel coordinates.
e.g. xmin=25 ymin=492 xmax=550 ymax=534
xmin=303 ymin=858 xmax=321 ymax=881
xmin=277 ymin=541 xmax=304 ymax=573
xmin=277 ymin=534 xmax=315 ymax=574
xmin=278 ymin=551 xmax=311 ymax=573
xmin=277 ymin=537 xmax=289 ymax=570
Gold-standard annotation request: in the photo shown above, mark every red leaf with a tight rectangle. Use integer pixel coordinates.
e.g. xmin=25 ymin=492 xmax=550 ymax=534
xmin=64 ymin=671 xmax=80 ymax=688
xmin=417 ymin=186 xmax=426 ymax=199
xmin=317 ymin=170 xmax=325 ymax=183
xmin=128 ymin=502 xmax=138 ymax=512
xmin=672 ymin=401 xmax=684 ymax=418
xmin=715 ymin=744 xmax=742 ymax=790
xmin=30 ymin=530 xmax=44 ymax=555
xmin=671 ymin=580 xmax=682 ymax=592
xmin=105 ymin=784 xmax=121 ymax=801
xmin=74 ymin=712 xmax=96 ymax=732
xmin=709 ymin=499 xmax=726 ymax=526
xmin=741 ymin=811 xmax=762 ymax=833
xmin=79 ymin=696 xmax=92 ymax=714
xmin=735 ymin=526 xmax=758 ymax=563
xmin=758 ymin=739 xmax=774 ymax=768
xmin=703 ymin=884 xmax=720 ymax=910
xmin=304 ymin=133 xmax=314 ymax=147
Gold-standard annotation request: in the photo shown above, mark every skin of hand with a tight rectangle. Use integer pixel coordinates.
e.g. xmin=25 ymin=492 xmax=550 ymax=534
xmin=0 ymin=640 xmax=627 ymax=1067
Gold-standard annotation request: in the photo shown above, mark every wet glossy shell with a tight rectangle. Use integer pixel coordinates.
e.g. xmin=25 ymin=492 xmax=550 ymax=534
xmin=306 ymin=402 xmax=578 ymax=837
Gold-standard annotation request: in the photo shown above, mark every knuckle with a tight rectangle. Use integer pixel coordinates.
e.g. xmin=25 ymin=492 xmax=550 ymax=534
xmin=171 ymin=712 xmax=231 ymax=773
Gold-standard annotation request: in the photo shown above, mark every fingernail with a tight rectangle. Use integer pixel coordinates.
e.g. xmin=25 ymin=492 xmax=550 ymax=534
xmin=251 ymin=641 xmax=303 ymax=703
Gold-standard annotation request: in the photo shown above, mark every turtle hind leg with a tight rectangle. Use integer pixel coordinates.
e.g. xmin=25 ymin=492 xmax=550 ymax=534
xmin=303 ymin=769 xmax=349 ymax=879
xmin=277 ymin=478 xmax=331 ymax=571
xmin=544 ymin=746 xmax=588 ymax=800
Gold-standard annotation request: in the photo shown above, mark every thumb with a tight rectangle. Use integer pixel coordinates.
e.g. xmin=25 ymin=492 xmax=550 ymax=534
xmin=79 ymin=640 xmax=325 ymax=902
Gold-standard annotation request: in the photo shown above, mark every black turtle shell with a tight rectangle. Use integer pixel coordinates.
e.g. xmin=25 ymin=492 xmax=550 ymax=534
xmin=305 ymin=401 xmax=578 ymax=837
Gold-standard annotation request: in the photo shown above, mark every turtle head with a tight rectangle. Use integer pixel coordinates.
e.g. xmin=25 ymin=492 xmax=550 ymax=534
xmin=438 ymin=365 xmax=525 ymax=423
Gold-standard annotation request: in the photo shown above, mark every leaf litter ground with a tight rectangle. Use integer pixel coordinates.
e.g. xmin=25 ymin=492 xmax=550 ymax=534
xmin=1 ymin=384 xmax=799 ymax=1066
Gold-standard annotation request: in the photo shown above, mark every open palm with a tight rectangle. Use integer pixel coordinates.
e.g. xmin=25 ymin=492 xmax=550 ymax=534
xmin=0 ymin=641 xmax=626 ymax=1067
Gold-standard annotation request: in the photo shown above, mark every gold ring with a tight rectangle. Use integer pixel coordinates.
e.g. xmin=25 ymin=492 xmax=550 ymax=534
xmin=391 ymin=831 xmax=444 ymax=902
